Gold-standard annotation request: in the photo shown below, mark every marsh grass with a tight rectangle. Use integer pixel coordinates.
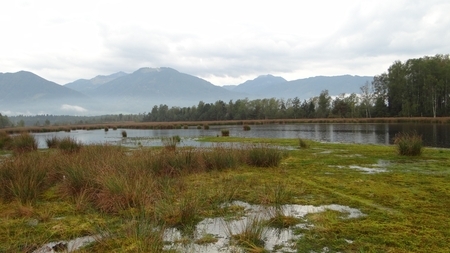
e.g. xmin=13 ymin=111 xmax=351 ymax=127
xmin=0 ymin=131 xmax=12 ymax=149
xmin=228 ymin=215 xmax=268 ymax=252
xmin=247 ymin=144 xmax=283 ymax=167
xmin=161 ymin=135 xmax=181 ymax=151
xmin=202 ymin=146 xmax=242 ymax=171
xmin=394 ymin=131 xmax=423 ymax=156
xmin=0 ymin=152 xmax=49 ymax=204
xmin=298 ymin=137 xmax=309 ymax=149
xmin=221 ymin=129 xmax=230 ymax=137
xmin=57 ymin=137 xmax=83 ymax=153
xmin=10 ymin=132 xmax=37 ymax=154
xmin=91 ymin=214 xmax=165 ymax=253
xmin=1 ymin=138 xmax=449 ymax=252
xmin=45 ymin=136 xmax=59 ymax=148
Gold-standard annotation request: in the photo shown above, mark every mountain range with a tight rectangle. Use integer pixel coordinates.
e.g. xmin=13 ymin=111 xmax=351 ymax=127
xmin=0 ymin=68 xmax=373 ymax=115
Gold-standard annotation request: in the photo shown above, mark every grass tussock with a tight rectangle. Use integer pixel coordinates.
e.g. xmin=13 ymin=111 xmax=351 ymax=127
xmin=161 ymin=135 xmax=181 ymax=151
xmin=221 ymin=129 xmax=230 ymax=137
xmin=0 ymin=152 xmax=50 ymax=204
xmin=10 ymin=132 xmax=38 ymax=154
xmin=243 ymin=125 xmax=251 ymax=131
xmin=228 ymin=215 xmax=267 ymax=252
xmin=394 ymin=131 xmax=423 ymax=156
xmin=247 ymin=144 xmax=283 ymax=167
xmin=121 ymin=130 xmax=127 ymax=137
xmin=46 ymin=136 xmax=83 ymax=153
xmin=298 ymin=137 xmax=310 ymax=149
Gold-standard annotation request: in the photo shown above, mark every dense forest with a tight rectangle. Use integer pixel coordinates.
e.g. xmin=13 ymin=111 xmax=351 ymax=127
xmin=3 ymin=54 xmax=449 ymax=127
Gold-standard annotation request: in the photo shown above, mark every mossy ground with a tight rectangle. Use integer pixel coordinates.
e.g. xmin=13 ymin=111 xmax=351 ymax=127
xmin=1 ymin=138 xmax=449 ymax=252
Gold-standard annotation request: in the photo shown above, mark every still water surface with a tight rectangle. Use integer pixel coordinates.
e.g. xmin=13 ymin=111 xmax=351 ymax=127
xmin=32 ymin=123 xmax=450 ymax=148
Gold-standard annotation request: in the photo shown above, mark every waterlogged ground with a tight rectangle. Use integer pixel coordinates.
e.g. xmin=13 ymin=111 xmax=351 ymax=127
xmin=1 ymin=138 xmax=449 ymax=252
xmin=164 ymin=201 xmax=366 ymax=252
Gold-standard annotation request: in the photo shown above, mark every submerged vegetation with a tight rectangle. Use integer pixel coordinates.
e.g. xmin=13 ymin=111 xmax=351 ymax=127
xmin=0 ymin=132 xmax=449 ymax=252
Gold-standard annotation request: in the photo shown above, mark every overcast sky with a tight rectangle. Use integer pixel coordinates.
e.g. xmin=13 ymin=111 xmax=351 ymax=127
xmin=1 ymin=0 xmax=449 ymax=86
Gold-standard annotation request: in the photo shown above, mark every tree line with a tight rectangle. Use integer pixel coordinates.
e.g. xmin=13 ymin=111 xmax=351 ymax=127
xmin=372 ymin=54 xmax=450 ymax=117
xmin=142 ymin=54 xmax=450 ymax=122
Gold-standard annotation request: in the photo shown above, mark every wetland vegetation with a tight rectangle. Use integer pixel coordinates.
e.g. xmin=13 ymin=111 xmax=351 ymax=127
xmin=0 ymin=132 xmax=449 ymax=252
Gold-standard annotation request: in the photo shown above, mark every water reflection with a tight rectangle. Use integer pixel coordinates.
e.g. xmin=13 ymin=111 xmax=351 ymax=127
xmin=32 ymin=123 xmax=450 ymax=148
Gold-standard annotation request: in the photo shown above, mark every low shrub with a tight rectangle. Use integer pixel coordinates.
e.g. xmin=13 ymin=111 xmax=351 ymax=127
xmin=203 ymin=124 xmax=210 ymax=130
xmin=394 ymin=131 xmax=423 ymax=156
xmin=243 ymin=125 xmax=251 ymax=131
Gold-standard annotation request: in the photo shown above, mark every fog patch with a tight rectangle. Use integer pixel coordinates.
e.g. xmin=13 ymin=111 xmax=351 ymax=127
xmin=60 ymin=104 xmax=87 ymax=113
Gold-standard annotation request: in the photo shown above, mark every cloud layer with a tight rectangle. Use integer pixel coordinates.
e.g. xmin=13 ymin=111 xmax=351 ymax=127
xmin=1 ymin=0 xmax=449 ymax=86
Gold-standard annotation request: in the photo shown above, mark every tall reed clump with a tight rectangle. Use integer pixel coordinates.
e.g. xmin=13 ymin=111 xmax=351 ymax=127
xmin=394 ymin=131 xmax=423 ymax=156
xmin=246 ymin=144 xmax=283 ymax=167
xmin=10 ymin=132 xmax=38 ymax=154
xmin=0 ymin=152 xmax=50 ymax=204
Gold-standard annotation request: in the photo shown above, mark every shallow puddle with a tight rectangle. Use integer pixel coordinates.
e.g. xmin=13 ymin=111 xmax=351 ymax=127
xmin=33 ymin=235 xmax=100 ymax=253
xmin=164 ymin=201 xmax=365 ymax=252
xmin=31 ymin=202 xmax=365 ymax=252
xmin=332 ymin=159 xmax=390 ymax=174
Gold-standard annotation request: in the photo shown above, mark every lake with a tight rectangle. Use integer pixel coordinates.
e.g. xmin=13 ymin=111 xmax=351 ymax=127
xmin=32 ymin=123 xmax=450 ymax=149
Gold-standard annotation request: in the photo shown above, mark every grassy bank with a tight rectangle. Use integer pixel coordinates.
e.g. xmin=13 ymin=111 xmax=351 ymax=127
xmin=0 ymin=137 xmax=449 ymax=252
xmin=1 ymin=116 xmax=450 ymax=134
